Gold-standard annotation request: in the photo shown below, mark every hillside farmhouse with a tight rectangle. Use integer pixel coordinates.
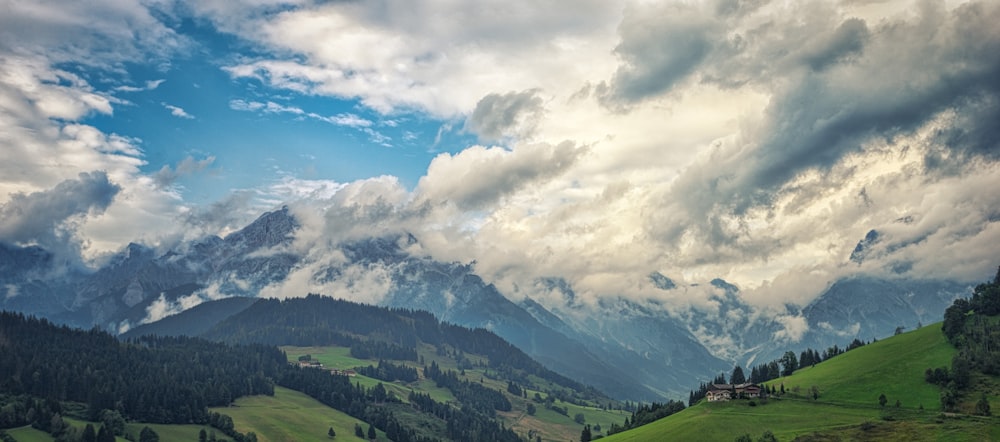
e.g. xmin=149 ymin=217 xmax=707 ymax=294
xmin=706 ymin=383 xmax=762 ymax=402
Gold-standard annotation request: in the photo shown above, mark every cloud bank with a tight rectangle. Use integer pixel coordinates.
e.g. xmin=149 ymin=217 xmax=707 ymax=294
xmin=218 ymin=0 xmax=1000 ymax=313
xmin=1 ymin=0 xmax=998 ymax=327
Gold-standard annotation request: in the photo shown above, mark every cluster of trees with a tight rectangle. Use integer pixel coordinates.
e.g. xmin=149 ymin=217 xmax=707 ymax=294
xmin=0 ymin=312 xmax=282 ymax=426
xmin=206 ymin=295 xmax=599 ymax=401
xmin=943 ymin=267 xmax=1000 ymax=343
xmin=423 ymin=361 xmax=511 ymax=415
xmin=406 ymin=391 xmax=521 ymax=442
xmin=277 ymin=365 xmax=437 ymax=442
xmin=942 ymin=268 xmax=1000 ymax=373
xmin=604 ymin=400 xmax=686 ymax=436
xmin=689 ymin=339 xmax=868 ymax=405
xmin=0 ymin=308 xmax=535 ymax=442
xmin=505 ymin=381 xmax=524 ymax=397
xmin=734 ymin=430 xmax=778 ymax=442
xmin=933 ymin=267 xmax=1000 ymax=413
xmin=0 ymin=395 xmax=251 ymax=442
xmin=0 ymin=394 xmax=121 ymax=442
xmin=355 ymin=360 xmax=419 ymax=383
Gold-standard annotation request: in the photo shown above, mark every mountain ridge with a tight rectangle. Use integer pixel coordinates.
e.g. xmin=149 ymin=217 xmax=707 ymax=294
xmin=0 ymin=207 xmax=974 ymax=400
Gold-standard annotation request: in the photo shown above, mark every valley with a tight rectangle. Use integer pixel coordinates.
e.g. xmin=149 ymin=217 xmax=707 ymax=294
xmin=0 ymin=207 xmax=973 ymax=402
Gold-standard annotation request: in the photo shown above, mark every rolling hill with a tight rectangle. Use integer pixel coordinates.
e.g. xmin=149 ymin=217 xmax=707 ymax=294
xmin=600 ymin=324 xmax=1000 ymax=442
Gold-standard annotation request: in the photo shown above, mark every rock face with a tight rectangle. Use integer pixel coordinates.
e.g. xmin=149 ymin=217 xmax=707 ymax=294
xmin=0 ymin=208 xmax=977 ymax=400
xmin=798 ymin=277 xmax=966 ymax=349
xmin=0 ymin=243 xmax=76 ymax=318
xmin=0 ymin=206 xmax=302 ymax=330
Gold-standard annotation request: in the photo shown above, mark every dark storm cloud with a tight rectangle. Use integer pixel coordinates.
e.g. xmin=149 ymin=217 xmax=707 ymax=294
xmin=647 ymin=0 xmax=1000 ymax=260
xmin=800 ymin=18 xmax=870 ymax=71
xmin=714 ymin=0 xmax=770 ymax=18
xmin=598 ymin=2 xmax=717 ymax=109
xmin=465 ymin=90 xmax=544 ymax=142
xmin=0 ymin=171 xmax=120 ymax=252
xmin=746 ymin=2 xmax=1000 ymax=199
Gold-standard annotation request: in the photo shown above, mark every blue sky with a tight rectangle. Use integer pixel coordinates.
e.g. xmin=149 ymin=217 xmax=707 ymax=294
xmin=76 ymin=18 xmax=476 ymax=205
xmin=2 ymin=0 xmax=999 ymax=312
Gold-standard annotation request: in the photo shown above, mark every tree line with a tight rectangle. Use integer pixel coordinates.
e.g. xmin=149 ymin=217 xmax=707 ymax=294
xmin=356 ymin=359 xmax=420 ymax=383
xmin=423 ymin=361 xmax=512 ymax=416
xmin=205 ymin=295 xmax=603 ymax=402
xmin=0 ymin=308 xmax=529 ymax=442
xmin=689 ymin=339 xmax=868 ymax=405
xmin=931 ymin=267 xmax=999 ymax=413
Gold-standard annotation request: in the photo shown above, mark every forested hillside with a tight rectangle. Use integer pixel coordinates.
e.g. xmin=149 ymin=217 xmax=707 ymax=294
xmin=934 ymin=267 xmax=1000 ymax=414
xmin=2 ymin=294 xmax=621 ymax=441
xmin=203 ymin=294 xmax=602 ymax=402
xmin=0 ymin=311 xmax=278 ymax=441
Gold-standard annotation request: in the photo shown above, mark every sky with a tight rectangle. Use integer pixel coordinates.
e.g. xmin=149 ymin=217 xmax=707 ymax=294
xmin=2 ymin=0 xmax=999 ymax=313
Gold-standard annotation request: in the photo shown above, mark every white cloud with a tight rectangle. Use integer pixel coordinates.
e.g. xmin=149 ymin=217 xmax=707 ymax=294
xmin=162 ymin=103 xmax=194 ymax=119
xmin=228 ymin=99 xmax=381 ymax=143
xmin=773 ymin=314 xmax=809 ymax=344
xmin=3 ymin=0 xmax=999 ymax=317
xmin=0 ymin=1 xmax=197 ymax=266
xmin=116 ymin=79 xmax=165 ymax=93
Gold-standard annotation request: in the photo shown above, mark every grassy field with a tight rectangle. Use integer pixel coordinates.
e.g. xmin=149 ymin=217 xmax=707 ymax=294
xmin=602 ymin=324 xmax=1000 ymax=442
xmin=3 ymin=426 xmax=54 ymax=442
xmin=210 ymin=386 xmax=381 ymax=442
xmin=600 ymin=398 xmax=875 ymax=441
xmin=3 ymin=388 xmax=378 ymax=442
xmin=764 ymin=324 xmax=955 ymax=410
xmin=281 ymin=345 xmax=368 ymax=369
xmin=4 ymin=420 xmax=205 ymax=442
xmin=278 ymin=344 xmax=627 ymax=441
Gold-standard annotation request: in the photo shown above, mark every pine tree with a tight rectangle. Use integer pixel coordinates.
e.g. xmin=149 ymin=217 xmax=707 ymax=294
xmin=328 ymin=426 xmax=336 ymax=437
xmin=355 ymin=423 xmax=364 ymax=438
xmin=82 ymin=424 xmax=97 ymax=442
xmin=730 ymin=365 xmax=746 ymax=385
xmin=580 ymin=424 xmax=592 ymax=442
xmin=96 ymin=426 xmax=115 ymax=442
xmin=758 ymin=430 xmax=778 ymax=442
xmin=139 ymin=426 xmax=159 ymax=442
xmin=878 ymin=393 xmax=888 ymax=408
xmin=367 ymin=423 xmax=376 ymax=440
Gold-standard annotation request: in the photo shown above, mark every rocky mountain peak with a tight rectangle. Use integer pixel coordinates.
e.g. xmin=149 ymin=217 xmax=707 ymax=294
xmin=850 ymin=229 xmax=880 ymax=264
xmin=649 ymin=272 xmax=677 ymax=290
xmin=223 ymin=206 xmax=299 ymax=252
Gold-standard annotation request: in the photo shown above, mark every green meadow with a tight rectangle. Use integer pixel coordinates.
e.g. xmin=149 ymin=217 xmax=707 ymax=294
xmin=279 ymin=344 xmax=627 ymax=441
xmin=5 ymin=419 xmax=210 ymax=442
xmin=210 ymin=386 xmax=380 ymax=442
xmin=766 ymin=324 xmax=955 ymax=410
xmin=603 ymin=324 xmax=1000 ymax=442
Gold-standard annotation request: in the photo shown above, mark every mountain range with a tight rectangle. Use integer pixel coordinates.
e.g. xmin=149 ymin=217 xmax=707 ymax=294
xmin=0 ymin=207 xmax=971 ymax=400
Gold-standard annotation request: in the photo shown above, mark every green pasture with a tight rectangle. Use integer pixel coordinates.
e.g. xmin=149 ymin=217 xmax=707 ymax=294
xmin=765 ymin=324 xmax=955 ymax=411
xmin=209 ymin=386 xmax=380 ymax=442
xmin=604 ymin=324 xmax=1000 ymax=442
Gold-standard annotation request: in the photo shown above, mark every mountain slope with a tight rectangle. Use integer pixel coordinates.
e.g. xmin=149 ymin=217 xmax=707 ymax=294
xmin=119 ymin=296 xmax=257 ymax=340
xmin=601 ymin=324 xmax=998 ymax=442
xmin=202 ymin=294 xmax=602 ymax=399
xmin=0 ymin=207 xmax=979 ymax=402
xmin=801 ymin=277 xmax=966 ymax=346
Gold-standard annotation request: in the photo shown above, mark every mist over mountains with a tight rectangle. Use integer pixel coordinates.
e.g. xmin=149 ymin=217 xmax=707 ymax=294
xmin=0 ymin=206 xmax=973 ymax=400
